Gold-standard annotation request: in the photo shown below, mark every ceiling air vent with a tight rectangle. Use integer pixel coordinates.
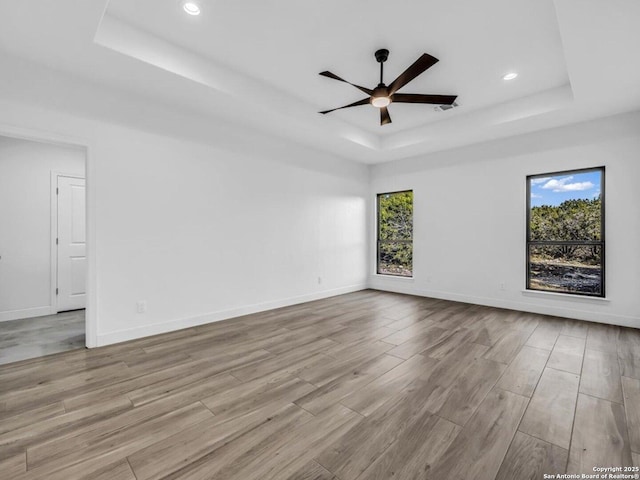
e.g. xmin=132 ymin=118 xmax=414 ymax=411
xmin=434 ymin=101 xmax=459 ymax=112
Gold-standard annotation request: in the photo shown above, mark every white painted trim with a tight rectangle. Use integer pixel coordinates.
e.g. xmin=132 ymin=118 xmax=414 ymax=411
xmin=521 ymin=289 xmax=610 ymax=303
xmin=368 ymin=280 xmax=639 ymax=329
xmin=0 ymin=123 xmax=97 ymax=347
xmin=373 ymin=274 xmax=415 ymax=282
xmin=0 ymin=306 xmax=53 ymax=323
xmin=50 ymin=172 xmax=57 ymax=315
xmin=96 ymin=283 xmax=367 ymax=346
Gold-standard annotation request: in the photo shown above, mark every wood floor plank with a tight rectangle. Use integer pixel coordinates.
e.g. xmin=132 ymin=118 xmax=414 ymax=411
xmin=340 ymin=354 xmax=438 ymax=416
xmin=552 ymin=332 xmax=586 ymax=354
xmin=294 ymin=354 xmax=403 ymax=415
xmin=428 ymin=388 xmax=529 ymax=480
xmin=27 ymin=401 xmax=213 ymax=472
xmin=618 ymin=328 xmax=640 ymax=379
xmin=483 ymin=328 xmax=532 ymax=364
xmin=547 ymin=334 xmax=585 ymax=375
xmin=495 ymin=431 xmax=568 ymax=480
xmin=63 ymin=356 xmax=240 ymax=411
xmin=0 ymin=401 xmax=65 ymax=436
xmin=383 ymin=311 xmax=434 ymax=331
xmin=357 ymin=415 xmax=460 ymax=480
xmin=618 ymin=349 xmax=640 ymax=380
xmin=14 ymin=457 xmax=137 ymax=480
xmin=127 ymin=365 xmax=243 ymax=407
xmin=259 ymin=324 xmax=346 ymax=355
xmin=380 ymin=320 xmax=441 ymax=346
xmin=0 ymin=362 xmax=131 ymax=418
xmin=327 ymin=325 xmax=396 ymax=346
xmin=284 ymin=460 xmax=335 ymax=480
xmin=297 ymin=341 xmax=393 ymax=387
xmin=0 ymin=396 xmax=132 ymax=462
xmin=580 ymin=349 xmax=623 ymax=403
xmin=82 ymin=459 xmax=138 ymax=480
xmin=586 ymin=323 xmax=619 ymax=353
xmin=385 ymin=326 xmax=455 ymax=360
xmin=519 ymin=367 xmax=580 ymax=449
xmin=436 ymin=357 xmax=506 ymax=426
xmin=560 ymin=318 xmax=589 ymax=338
xmin=420 ymin=328 xmax=476 ymax=359
xmin=212 ymin=404 xmax=362 ymax=480
xmin=201 ymin=374 xmax=316 ymax=420
xmin=496 ymin=345 xmax=550 ymax=397
xmin=230 ymin=338 xmax=336 ymax=382
xmin=567 ymin=394 xmax=632 ymax=473
xmin=421 ymin=342 xmax=490 ymax=414
xmin=621 ymin=376 xmax=640 ymax=453
xmin=633 ymin=452 xmax=640 ymax=467
xmin=0 ymin=452 xmax=26 ymax=477
xmin=468 ymin=316 xmax=513 ymax=347
xmin=0 ymin=357 xmax=80 ymax=393
xmin=525 ymin=321 xmax=562 ymax=350
xmin=128 ymin=401 xmax=312 ymax=480
xmin=315 ymin=390 xmax=433 ymax=480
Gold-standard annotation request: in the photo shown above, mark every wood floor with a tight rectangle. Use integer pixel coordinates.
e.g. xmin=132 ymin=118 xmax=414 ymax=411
xmin=0 ymin=290 xmax=638 ymax=479
xmin=0 ymin=310 xmax=85 ymax=365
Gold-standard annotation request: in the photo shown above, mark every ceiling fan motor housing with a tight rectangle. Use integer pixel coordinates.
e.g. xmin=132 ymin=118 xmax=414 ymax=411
xmin=375 ymin=49 xmax=389 ymax=63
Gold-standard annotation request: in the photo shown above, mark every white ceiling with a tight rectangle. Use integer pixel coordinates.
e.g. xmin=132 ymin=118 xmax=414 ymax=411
xmin=0 ymin=0 xmax=639 ymax=164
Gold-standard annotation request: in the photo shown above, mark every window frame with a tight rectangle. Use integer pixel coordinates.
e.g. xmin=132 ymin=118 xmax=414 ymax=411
xmin=525 ymin=166 xmax=605 ymax=297
xmin=376 ymin=190 xmax=414 ymax=278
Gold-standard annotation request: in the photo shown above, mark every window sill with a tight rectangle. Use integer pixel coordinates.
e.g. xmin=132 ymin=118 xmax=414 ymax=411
xmin=373 ymin=274 xmax=415 ymax=281
xmin=521 ymin=289 xmax=609 ymax=303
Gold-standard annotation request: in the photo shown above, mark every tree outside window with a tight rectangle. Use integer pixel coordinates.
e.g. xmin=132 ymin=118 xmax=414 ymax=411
xmin=377 ymin=191 xmax=413 ymax=277
xmin=527 ymin=168 xmax=604 ymax=297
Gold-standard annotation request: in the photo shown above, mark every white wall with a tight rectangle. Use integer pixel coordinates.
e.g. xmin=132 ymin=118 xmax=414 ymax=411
xmin=0 ymin=56 xmax=369 ymax=346
xmin=0 ymin=136 xmax=85 ymax=321
xmin=370 ymin=111 xmax=640 ymax=328
xmin=94 ymin=126 xmax=368 ymax=344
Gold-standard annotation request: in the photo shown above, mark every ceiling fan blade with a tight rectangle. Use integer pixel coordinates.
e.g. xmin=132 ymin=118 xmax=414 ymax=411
xmin=380 ymin=106 xmax=392 ymax=125
xmin=319 ymin=71 xmax=373 ymax=95
xmin=319 ymin=98 xmax=370 ymax=115
xmin=392 ymin=93 xmax=457 ymax=105
xmin=387 ymin=53 xmax=439 ymax=95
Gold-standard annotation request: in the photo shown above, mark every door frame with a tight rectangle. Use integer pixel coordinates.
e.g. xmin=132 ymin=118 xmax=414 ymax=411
xmin=50 ymin=171 xmax=86 ymax=316
xmin=0 ymin=122 xmax=97 ymax=347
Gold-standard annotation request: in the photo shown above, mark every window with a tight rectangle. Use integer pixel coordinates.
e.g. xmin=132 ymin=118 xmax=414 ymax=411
xmin=377 ymin=190 xmax=413 ymax=277
xmin=526 ymin=167 xmax=604 ymax=297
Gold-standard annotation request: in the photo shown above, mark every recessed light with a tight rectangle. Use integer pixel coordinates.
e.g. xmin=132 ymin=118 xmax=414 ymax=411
xmin=503 ymin=72 xmax=518 ymax=81
xmin=183 ymin=2 xmax=201 ymax=15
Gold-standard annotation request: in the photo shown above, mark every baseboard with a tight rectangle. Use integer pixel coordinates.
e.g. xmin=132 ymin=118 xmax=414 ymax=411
xmin=368 ymin=280 xmax=640 ymax=329
xmin=0 ymin=306 xmax=54 ymax=323
xmin=96 ymin=283 xmax=368 ymax=347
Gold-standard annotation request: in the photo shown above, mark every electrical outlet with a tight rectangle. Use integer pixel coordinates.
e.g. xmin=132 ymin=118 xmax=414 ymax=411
xmin=317 ymin=276 xmax=322 ymax=285
xmin=136 ymin=301 xmax=147 ymax=314
xmin=499 ymin=282 xmax=505 ymax=291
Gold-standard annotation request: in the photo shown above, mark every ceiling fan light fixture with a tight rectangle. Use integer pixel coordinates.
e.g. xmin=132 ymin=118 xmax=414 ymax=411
xmin=183 ymin=2 xmax=201 ymax=15
xmin=502 ymin=72 xmax=518 ymax=80
xmin=318 ymin=49 xmax=457 ymax=126
xmin=371 ymin=96 xmax=391 ymax=108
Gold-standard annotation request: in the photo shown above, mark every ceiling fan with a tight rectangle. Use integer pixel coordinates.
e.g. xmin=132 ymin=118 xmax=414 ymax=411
xmin=319 ymin=49 xmax=457 ymax=126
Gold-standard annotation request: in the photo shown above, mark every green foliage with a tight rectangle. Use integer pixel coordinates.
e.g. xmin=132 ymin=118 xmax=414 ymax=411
xmin=378 ymin=192 xmax=413 ymax=275
xmin=530 ymin=197 xmax=601 ymax=262
xmin=379 ymin=191 xmax=413 ymax=240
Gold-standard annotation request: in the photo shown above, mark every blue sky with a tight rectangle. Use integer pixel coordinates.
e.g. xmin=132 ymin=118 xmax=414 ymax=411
xmin=530 ymin=171 xmax=601 ymax=207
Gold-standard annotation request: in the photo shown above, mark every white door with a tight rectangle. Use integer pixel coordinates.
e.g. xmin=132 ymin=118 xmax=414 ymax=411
xmin=57 ymin=176 xmax=86 ymax=312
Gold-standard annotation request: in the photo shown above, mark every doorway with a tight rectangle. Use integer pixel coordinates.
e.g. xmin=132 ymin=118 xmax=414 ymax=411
xmin=0 ymin=135 xmax=87 ymax=364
